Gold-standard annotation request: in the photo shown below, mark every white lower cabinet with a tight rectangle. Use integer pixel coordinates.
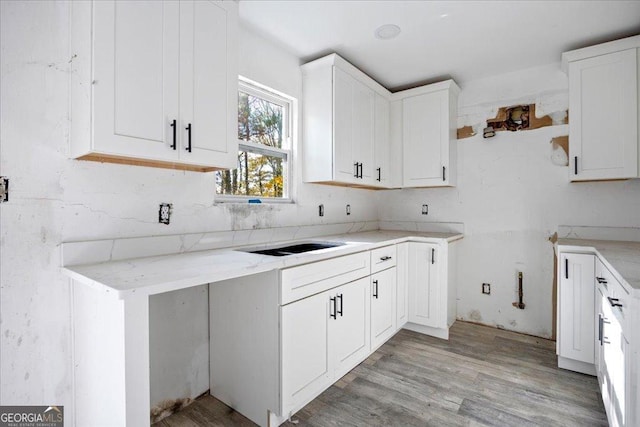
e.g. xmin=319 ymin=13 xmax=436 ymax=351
xmin=280 ymin=289 xmax=332 ymax=417
xmin=595 ymin=285 xmax=605 ymax=383
xmin=395 ymin=243 xmax=409 ymax=329
xmin=558 ymin=247 xmax=639 ymax=427
xmin=401 ymin=241 xmax=457 ymax=339
xmin=557 ymin=252 xmax=595 ymax=373
xmin=331 ymin=278 xmax=371 ymax=379
xmin=407 ymin=242 xmax=441 ymax=328
xmin=602 ymin=298 xmax=628 ymax=427
xmin=210 ymin=239 xmax=459 ymax=427
xmin=371 ymin=267 xmax=396 ymax=350
xmin=282 ymin=277 xmax=371 ymax=420
xmin=281 ymin=276 xmax=371 ymax=416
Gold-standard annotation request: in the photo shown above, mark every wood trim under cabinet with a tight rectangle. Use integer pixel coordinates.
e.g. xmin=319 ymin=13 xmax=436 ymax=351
xmin=75 ymin=153 xmax=221 ymax=172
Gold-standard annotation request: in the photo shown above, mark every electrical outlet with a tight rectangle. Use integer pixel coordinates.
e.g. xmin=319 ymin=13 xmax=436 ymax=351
xmin=422 ymin=204 xmax=428 ymax=215
xmin=346 ymin=204 xmax=351 ymax=215
xmin=482 ymin=283 xmax=491 ymax=295
xmin=318 ymin=204 xmax=324 ymax=217
xmin=159 ymin=203 xmax=172 ymax=225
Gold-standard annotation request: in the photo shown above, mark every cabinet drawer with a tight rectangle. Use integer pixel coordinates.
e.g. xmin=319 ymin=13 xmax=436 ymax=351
xmin=370 ymin=245 xmax=397 ymax=273
xmin=280 ymin=252 xmax=370 ymax=305
xmin=609 ymin=275 xmax=630 ymax=333
xmin=598 ymin=261 xmax=631 ymax=332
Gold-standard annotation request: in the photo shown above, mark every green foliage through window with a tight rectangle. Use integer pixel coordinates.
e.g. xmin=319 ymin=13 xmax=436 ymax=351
xmin=216 ymin=81 xmax=291 ymax=199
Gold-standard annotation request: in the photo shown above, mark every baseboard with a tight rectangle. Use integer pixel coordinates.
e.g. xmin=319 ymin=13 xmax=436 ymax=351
xmin=402 ymin=322 xmax=449 ymax=340
xmin=558 ymin=356 xmax=596 ymax=376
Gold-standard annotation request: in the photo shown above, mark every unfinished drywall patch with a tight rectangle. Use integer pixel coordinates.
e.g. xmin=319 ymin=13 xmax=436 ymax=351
xmin=457 ymin=125 xmax=476 ymax=139
xmin=487 ymin=104 xmax=533 ymax=131
xmin=458 ymin=103 xmax=567 ymax=139
xmin=550 ymin=136 xmax=569 ymax=166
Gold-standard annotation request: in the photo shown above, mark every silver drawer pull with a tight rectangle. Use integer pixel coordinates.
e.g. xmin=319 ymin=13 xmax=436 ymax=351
xmin=379 ymin=256 xmax=392 ymax=261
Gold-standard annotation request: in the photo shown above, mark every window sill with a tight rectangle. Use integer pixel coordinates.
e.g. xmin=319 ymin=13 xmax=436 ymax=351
xmin=214 ymin=195 xmax=294 ymax=204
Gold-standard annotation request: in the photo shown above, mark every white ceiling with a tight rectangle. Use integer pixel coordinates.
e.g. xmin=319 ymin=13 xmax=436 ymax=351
xmin=238 ymin=1 xmax=640 ymax=91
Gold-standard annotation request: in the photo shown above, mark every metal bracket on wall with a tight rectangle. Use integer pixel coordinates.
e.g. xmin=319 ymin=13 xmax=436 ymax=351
xmin=512 ymin=271 xmax=525 ymax=309
xmin=0 ymin=177 xmax=8 ymax=203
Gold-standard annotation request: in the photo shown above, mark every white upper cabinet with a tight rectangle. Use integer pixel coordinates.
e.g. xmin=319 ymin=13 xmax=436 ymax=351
xmin=333 ymin=68 xmax=375 ymax=184
xmin=374 ymin=94 xmax=391 ymax=186
xmin=302 ymin=54 xmax=391 ymax=188
xmin=563 ymin=35 xmax=640 ymax=182
xmin=180 ymin=1 xmax=238 ymax=168
xmin=396 ymin=81 xmax=460 ymax=188
xmin=70 ymin=0 xmax=238 ymax=172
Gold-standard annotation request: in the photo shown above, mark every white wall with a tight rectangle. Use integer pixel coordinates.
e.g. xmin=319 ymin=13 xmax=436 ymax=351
xmin=379 ymin=64 xmax=640 ymax=338
xmin=0 ymin=2 xmax=377 ymax=422
xmin=3 ymin=1 xmax=640 ymax=421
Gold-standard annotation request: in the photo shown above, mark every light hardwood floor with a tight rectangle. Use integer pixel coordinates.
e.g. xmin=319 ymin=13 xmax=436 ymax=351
xmin=154 ymin=321 xmax=607 ymax=427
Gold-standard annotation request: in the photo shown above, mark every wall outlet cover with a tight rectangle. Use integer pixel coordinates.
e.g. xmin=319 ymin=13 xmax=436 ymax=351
xmin=159 ymin=203 xmax=172 ymax=225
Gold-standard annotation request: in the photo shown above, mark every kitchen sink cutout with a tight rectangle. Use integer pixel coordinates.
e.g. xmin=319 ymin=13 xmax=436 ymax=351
xmin=239 ymin=241 xmax=345 ymax=257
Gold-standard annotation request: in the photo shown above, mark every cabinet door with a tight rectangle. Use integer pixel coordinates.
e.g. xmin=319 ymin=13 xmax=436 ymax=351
xmin=402 ymin=91 xmax=449 ymax=187
xmin=395 ymin=243 xmax=409 ymax=329
xmin=333 ymin=67 xmax=357 ymax=183
xmin=329 ymin=277 xmax=370 ymax=379
xmin=179 ymin=0 xmax=238 ymax=169
xmin=371 ymin=268 xmax=397 ymax=349
xmin=374 ymin=93 xmax=391 ymax=187
xmin=558 ymin=253 xmax=595 ymax=364
xmin=352 ymin=80 xmax=375 ymax=183
xmin=569 ymin=49 xmax=638 ymax=181
xmin=281 ymin=291 xmax=331 ymax=415
xmin=595 ymin=285 xmax=605 ymax=382
xmin=407 ymin=242 xmax=442 ymax=328
xmin=602 ymin=301 xmax=627 ymax=427
xmin=93 ymin=1 xmax=180 ymax=160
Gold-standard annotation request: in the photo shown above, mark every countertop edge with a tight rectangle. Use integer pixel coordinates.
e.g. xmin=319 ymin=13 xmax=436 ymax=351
xmin=557 ymin=241 xmax=640 ymax=297
xmin=62 ymin=232 xmax=464 ymax=299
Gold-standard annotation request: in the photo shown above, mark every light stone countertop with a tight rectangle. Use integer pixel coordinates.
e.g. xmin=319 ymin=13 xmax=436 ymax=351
xmin=557 ymin=238 xmax=640 ymax=296
xmin=62 ymin=230 xmax=463 ymax=299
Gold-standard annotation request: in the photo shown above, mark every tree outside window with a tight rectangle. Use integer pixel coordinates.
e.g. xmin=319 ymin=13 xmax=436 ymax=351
xmin=216 ymin=79 xmax=292 ymax=200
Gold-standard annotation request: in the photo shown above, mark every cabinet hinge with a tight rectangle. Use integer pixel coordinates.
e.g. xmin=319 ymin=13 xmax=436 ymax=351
xmin=0 ymin=177 xmax=8 ymax=203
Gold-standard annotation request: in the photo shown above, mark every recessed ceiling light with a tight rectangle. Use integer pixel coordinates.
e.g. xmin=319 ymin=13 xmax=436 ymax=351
xmin=374 ymin=24 xmax=401 ymax=40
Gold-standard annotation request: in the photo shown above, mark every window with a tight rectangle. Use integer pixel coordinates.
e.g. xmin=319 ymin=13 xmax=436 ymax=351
xmin=216 ymin=78 xmax=293 ymax=201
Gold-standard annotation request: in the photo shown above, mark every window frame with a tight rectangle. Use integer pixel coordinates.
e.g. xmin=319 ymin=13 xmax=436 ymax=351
xmin=215 ymin=77 xmax=294 ymax=203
